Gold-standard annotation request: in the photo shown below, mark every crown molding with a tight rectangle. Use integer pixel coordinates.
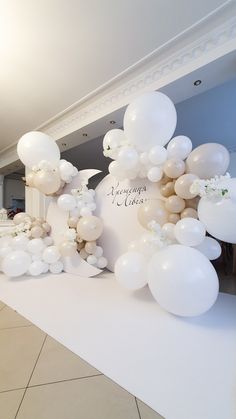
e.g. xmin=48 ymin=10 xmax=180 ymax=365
xmin=36 ymin=1 xmax=236 ymax=142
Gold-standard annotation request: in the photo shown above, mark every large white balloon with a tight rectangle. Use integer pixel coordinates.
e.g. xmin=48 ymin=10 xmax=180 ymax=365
xmin=198 ymin=178 xmax=236 ymax=243
xmin=148 ymin=245 xmax=219 ymax=317
xmin=17 ymin=131 xmax=60 ymax=169
xmin=174 ymin=217 xmax=206 ymax=246
xmin=194 ymin=237 xmax=221 ymax=260
xmin=2 ymin=250 xmax=31 ymax=277
xmin=115 ymin=251 xmax=148 ymax=290
xmin=123 ymin=92 xmax=177 ymax=151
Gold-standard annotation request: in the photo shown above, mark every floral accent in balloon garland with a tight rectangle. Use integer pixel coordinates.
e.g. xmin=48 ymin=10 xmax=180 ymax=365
xmin=190 ymin=173 xmax=231 ymax=200
xmin=0 ymin=213 xmax=64 ymax=277
xmin=57 ymin=181 xmax=107 ymax=269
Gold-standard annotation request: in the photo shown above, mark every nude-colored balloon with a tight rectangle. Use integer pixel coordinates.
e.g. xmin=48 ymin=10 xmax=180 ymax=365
xmin=31 ymin=226 xmax=44 ymax=238
xmin=168 ymin=213 xmax=180 ymax=224
xmin=34 ymin=170 xmax=61 ymax=195
xmin=25 ymin=172 xmax=35 ymax=187
xmin=59 ymin=241 xmax=77 ymax=257
xmin=181 ymin=208 xmax=198 ymax=219
xmin=77 ymin=216 xmax=103 ymax=241
xmin=68 ymin=217 xmax=79 ymax=228
xmin=160 ymin=181 xmax=175 ymax=197
xmin=138 ymin=199 xmax=169 ymax=229
xmin=174 ymin=174 xmax=199 ymax=199
xmin=185 ymin=196 xmax=200 ymax=210
xmin=13 ymin=212 xmax=30 ymax=225
xmin=160 ymin=174 xmax=172 ymax=185
xmin=165 ymin=195 xmax=185 ymax=213
xmin=164 ymin=158 xmax=185 ymax=179
xmin=186 ymin=143 xmax=230 ymax=179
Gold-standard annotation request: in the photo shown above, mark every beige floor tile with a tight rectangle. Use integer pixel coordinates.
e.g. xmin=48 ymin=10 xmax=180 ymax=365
xmin=0 ymin=326 xmax=46 ymax=392
xmin=137 ymin=399 xmax=165 ymax=419
xmin=17 ymin=375 xmax=139 ymax=419
xmin=0 ymin=306 xmax=31 ymax=329
xmin=30 ymin=336 xmax=100 ymax=386
xmin=0 ymin=389 xmax=25 ymax=419
xmin=0 ymin=301 xmax=5 ymax=310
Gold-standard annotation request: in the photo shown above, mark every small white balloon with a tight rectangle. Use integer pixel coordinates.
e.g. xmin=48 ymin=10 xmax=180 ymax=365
xmin=43 ymin=236 xmax=54 ymax=246
xmin=117 ymin=146 xmax=139 ymax=169
xmin=2 ymin=250 xmax=31 ymax=277
xmin=167 ymin=136 xmax=192 ymax=160
xmin=139 ymin=152 xmax=150 ymax=166
xmin=49 ymin=260 xmax=63 ymax=274
xmin=174 ymin=218 xmax=206 ymax=247
xmin=103 ymin=129 xmax=126 ymax=159
xmin=57 ymin=194 xmax=77 ymax=211
xmin=109 ymin=161 xmax=126 ymax=180
xmin=80 ymin=207 xmax=92 ymax=217
xmin=42 ymin=246 xmax=61 ymax=264
xmin=115 ymin=251 xmax=148 ymax=290
xmin=28 ymin=261 xmax=45 ymax=276
xmin=148 ymin=145 xmax=167 ymax=165
xmin=97 ymin=256 xmax=107 ymax=269
xmin=27 ymin=238 xmax=45 ymax=254
xmin=194 ymin=237 xmax=222 ymax=260
xmin=12 ymin=235 xmax=29 ymax=250
xmin=94 ymin=246 xmax=103 ymax=258
xmin=147 ymin=167 xmax=163 ymax=182
xmin=87 ymin=255 xmax=98 ymax=265
xmin=162 ymin=223 xmax=176 ymax=241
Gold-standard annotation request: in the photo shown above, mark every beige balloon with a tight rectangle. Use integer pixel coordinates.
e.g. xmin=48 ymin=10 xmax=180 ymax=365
xmin=181 ymin=207 xmax=198 ymax=219
xmin=77 ymin=241 xmax=85 ymax=251
xmin=174 ymin=174 xmax=199 ymax=199
xmin=160 ymin=181 xmax=175 ymax=197
xmin=164 ymin=158 xmax=185 ymax=179
xmin=31 ymin=226 xmax=44 ymax=238
xmin=85 ymin=241 xmax=97 ymax=254
xmin=13 ymin=212 xmax=30 ymax=225
xmin=34 ymin=169 xmax=61 ymax=195
xmin=186 ymin=143 xmax=230 ymax=179
xmin=185 ymin=196 xmax=200 ymax=210
xmin=168 ymin=213 xmax=180 ymax=224
xmin=42 ymin=222 xmax=51 ymax=233
xmin=160 ymin=173 xmax=172 ymax=185
xmin=138 ymin=199 xmax=169 ymax=229
xmin=59 ymin=241 xmax=77 ymax=257
xmin=68 ymin=216 xmax=79 ymax=228
xmin=165 ymin=195 xmax=185 ymax=213
xmin=25 ymin=172 xmax=35 ymax=187
xmin=77 ymin=216 xmax=103 ymax=241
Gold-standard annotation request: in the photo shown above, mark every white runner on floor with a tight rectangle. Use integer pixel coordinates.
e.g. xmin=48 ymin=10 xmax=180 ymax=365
xmin=0 ymin=271 xmax=235 ymax=419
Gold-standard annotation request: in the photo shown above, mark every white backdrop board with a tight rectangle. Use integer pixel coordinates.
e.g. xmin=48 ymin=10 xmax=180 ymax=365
xmin=95 ymin=175 xmax=163 ymax=271
xmin=0 ymin=272 xmax=235 ymax=419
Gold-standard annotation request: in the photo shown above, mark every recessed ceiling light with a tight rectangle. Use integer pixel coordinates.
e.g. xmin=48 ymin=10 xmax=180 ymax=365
xmin=82 ymin=133 xmax=88 ymax=137
xmin=109 ymin=120 xmax=116 ymax=124
xmin=61 ymin=143 xmax=67 ymax=146
xmin=194 ymin=79 xmax=202 ymax=86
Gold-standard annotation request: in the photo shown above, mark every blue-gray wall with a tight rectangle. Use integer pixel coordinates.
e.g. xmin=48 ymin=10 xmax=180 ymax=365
xmin=175 ymin=78 xmax=236 ymax=152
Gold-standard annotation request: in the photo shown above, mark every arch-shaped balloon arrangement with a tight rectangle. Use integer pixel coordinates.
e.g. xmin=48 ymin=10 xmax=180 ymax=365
xmin=0 ymin=90 xmax=235 ymax=318
xmin=103 ymin=91 xmax=236 ymax=317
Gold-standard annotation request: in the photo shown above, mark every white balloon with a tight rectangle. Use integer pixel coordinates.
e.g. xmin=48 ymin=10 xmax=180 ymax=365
xmin=49 ymin=260 xmax=63 ymax=274
xmin=148 ymin=245 xmax=219 ymax=316
xmin=167 ymin=136 xmax=192 ymax=160
xmin=148 ymin=145 xmax=167 ymax=165
xmin=147 ymin=167 xmax=163 ymax=182
xmin=139 ymin=152 xmax=150 ymax=166
xmin=0 ymin=236 xmax=12 ymax=247
xmin=27 ymin=238 xmax=45 ymax=254
xmin=162 ymin=223 xmax=176 ymax=241
xmin=28 ymin=261 xmax=45 ymax=276
xmin=13 ymin=212 xmax=30 ymax=225
xmin=59 ymin=160 xmax=75 ymax=180
xmin=80 ymin=207 xmax=92 ymax=217
xmin=57 ymin=194 xmax=77 ymax=211
xmin=12 ymin=235 xmax=29 ymax=250
xmin=2 ymin=250 xmax=31 ymax=277
xmin=103 ymin=129 xmax=126 ymax=159
xmin=17 ymin=131 xmax=60 ymax=169
xmin=97 ymin=256 xmax=107 ymax=269
xmin=117 ymin=147 xmax=139 ymax=169
xmin=43 ymin=236 xmax=54 ymax=246
xmin=174 ymin=218 xmax=206 ymax=246
xmin=194 ymin=237 xmax=221 ymax=260
xmin=109 ymin=161 xmax=126 ymax=180
xmin=42 ymin=246 xmax=61 ymax=264
xmin=198 ymin=178 xmax=236 ymax=243
xmin=124 ymin=92 xmax=177 ymax=151
xmin=139 ymin=233 xmax=160 ymax=258
xmin=94 ymin=246 xmax=103 ymax=258
xmin=0 ymin=246 xmax=12 ymax=260
xmin=87 ymin=255 xmax=97 ymax=265
xmin=115 ymin=251 xmax=148 ymax=290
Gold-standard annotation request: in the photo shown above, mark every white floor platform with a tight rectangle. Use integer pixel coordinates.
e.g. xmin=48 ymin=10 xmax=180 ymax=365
xmin=0 ymin=271 xmax=235 ymax=419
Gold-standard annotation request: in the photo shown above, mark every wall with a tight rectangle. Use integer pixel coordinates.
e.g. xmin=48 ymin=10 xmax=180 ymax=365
xmin=175 ymin=78 xmax=236 ymax=152
xmin=4 ymin=178 xmax=25 ymax=209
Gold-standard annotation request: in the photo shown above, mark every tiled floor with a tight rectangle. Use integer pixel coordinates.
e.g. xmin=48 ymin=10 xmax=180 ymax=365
xmin=0 ymin=302 xmax=164 ymax=419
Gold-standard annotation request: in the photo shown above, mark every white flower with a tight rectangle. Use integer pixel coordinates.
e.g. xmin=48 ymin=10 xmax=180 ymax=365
xmin=190 ymin=173 xmax=231 ymax=200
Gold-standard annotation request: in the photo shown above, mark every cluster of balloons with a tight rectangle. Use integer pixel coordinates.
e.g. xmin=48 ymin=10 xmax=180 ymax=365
xmin=57 ymin=184 xmax=107 ymax=269
xmin=18 ymin=131 xmax=78 ymax=195
xmin=0 ymin=213 xmax=64 ymax=277
xmin=110 ymin=90 xmax=236 ymax=317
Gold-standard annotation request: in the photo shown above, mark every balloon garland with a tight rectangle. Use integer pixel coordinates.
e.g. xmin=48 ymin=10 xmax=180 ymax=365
xmin=102 ymin=90 xmax=236 ymax=317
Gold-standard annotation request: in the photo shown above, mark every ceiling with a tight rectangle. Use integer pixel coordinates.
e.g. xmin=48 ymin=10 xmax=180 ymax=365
xmin=0 ymin=0 xmax=227 ymax=153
